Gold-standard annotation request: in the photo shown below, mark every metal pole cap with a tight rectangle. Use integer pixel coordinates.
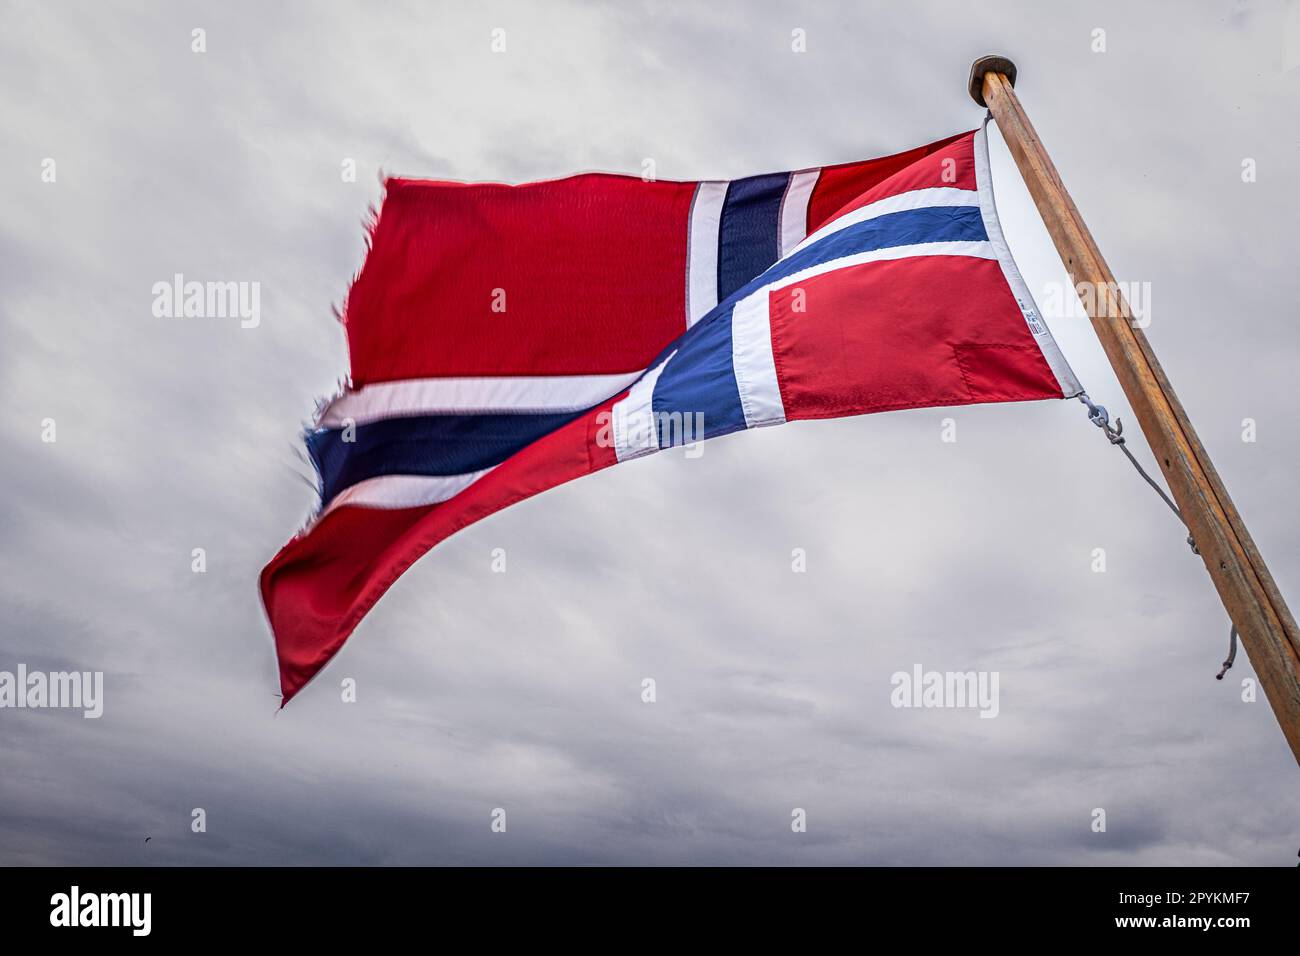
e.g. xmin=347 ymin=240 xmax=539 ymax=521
xmin=968 ymin=55 xmax=1017 ymax=107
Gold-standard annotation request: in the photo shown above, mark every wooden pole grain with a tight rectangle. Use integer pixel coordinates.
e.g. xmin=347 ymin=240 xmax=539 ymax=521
xmin=968 ymin=55 xmax=1300 ymax=765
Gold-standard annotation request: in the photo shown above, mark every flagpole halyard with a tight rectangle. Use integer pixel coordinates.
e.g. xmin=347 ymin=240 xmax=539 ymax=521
xmin=969 ymin=55 xmax=1300 ymax=766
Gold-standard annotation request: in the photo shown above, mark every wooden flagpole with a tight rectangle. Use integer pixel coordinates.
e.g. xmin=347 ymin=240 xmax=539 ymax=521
xmin=968 ymin=55 xmax=1300 ymax=765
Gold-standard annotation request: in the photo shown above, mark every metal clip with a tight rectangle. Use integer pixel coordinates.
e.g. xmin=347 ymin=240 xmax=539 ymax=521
xmin=1078 ymin=394 xmax=1124 ymax=445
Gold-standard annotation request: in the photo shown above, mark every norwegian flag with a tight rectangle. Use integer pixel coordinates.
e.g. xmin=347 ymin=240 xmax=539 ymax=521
xmin=261 ymin=121 xmax=1079 ymax=704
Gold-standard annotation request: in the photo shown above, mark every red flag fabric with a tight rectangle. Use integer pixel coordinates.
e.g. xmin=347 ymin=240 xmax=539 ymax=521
xmin=261 ymin=124 xmax=1078 ymax=704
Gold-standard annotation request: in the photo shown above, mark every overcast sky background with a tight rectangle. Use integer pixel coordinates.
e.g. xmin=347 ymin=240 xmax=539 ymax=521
xmin=2 ymin=0 xmax=1298 ymax=865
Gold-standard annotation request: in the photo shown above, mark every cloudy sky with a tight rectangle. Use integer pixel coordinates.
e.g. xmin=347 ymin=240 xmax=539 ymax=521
xmin=2 ymin=0 xmax=1298 ymax=865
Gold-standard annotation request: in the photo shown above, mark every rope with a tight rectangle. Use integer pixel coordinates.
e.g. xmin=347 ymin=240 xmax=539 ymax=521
xmin=1077 ymin=393 xmax=1236 ymax=680
xmin=1217 ymin=624 xmax=1238 ymax=680
xmin=1078 ymin=394 xmax=1198 ymax=553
